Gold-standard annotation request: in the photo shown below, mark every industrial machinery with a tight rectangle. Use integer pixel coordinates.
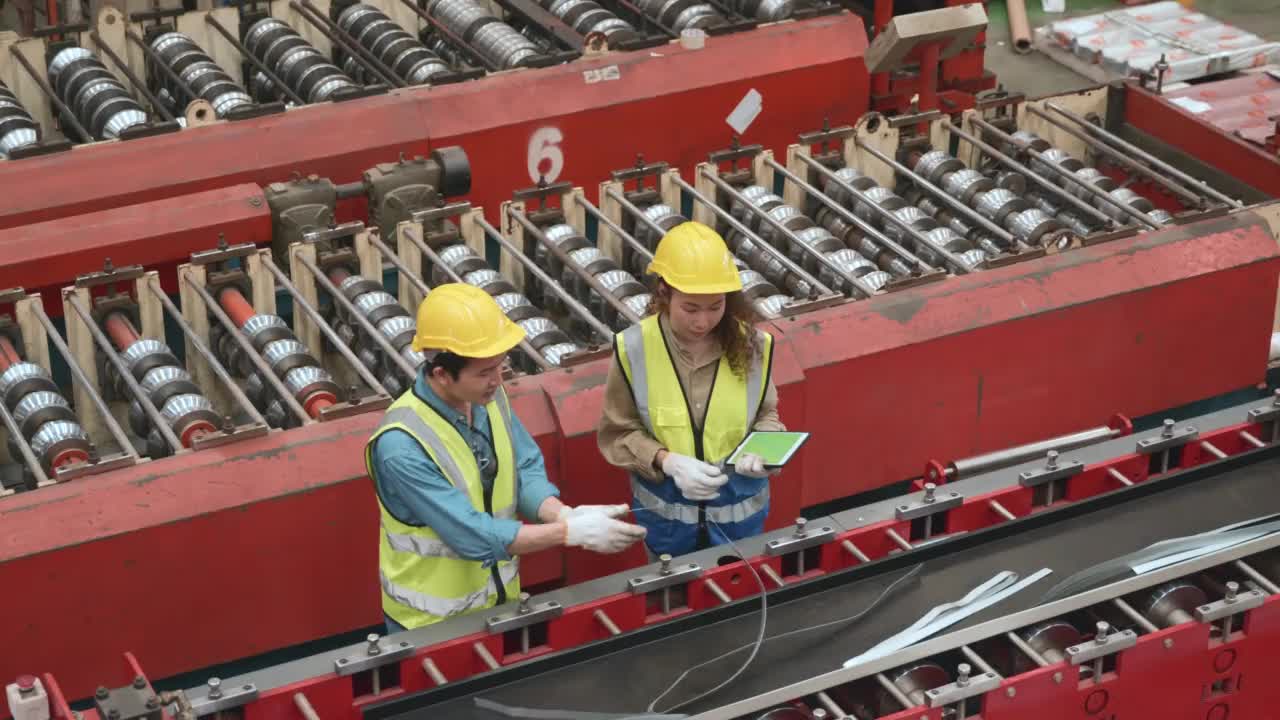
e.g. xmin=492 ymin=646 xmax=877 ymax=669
xmin=0 ymin=0 xmax=992 ymax=232
xmin=12 ymin=389 xmax=1280 ymax=720
xmin=3 ymin=1 xmax=1280 ymax=713
xmin=4 ymin=55 xmax=1279 ymax=702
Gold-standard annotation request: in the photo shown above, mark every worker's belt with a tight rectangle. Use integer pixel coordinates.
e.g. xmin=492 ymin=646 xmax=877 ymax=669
xmin=631 ymin=477 xmax=769 ymax=524
xmin=379 ymin=559 xmax=518 ymax=619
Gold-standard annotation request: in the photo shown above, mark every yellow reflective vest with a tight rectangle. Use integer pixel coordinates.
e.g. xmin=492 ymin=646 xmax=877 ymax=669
xmin=365 ymin=386 xmax=520 ymax=630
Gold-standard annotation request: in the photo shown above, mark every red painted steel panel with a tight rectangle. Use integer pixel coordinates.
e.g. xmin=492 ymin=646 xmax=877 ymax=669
xmin=0 ymin=184 xmax=271 ymax=308
xmin=1163 ymin=71 xmax=1280 ymax=137
xmin=788 ymin=216 xmax=1279 ymax=501
xmin=1125 ymin=82 xmax=1280 ymax=198
xmin=0 ymin=14 xmax=869 ymax=232
xmin=1 ymin=214 xmax=1276 ymax=702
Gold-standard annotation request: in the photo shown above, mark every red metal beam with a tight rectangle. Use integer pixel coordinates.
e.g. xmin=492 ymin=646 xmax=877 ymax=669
xmin=1124 ymin=82 xmax=1280 ymax=199
xmin=0 ymin=14 xmax=870 ymax=232
xmin=1 ymin=214 xmax=1276 ymax=701
xmin=0 ymin=184 xmax=271 ymax=312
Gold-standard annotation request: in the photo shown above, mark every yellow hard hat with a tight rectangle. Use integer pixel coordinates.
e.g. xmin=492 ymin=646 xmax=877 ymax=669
xmin=411 ymin=283 xmax=526 ymax=357
xmin=646 ymin=221 xmax=743 ymax=295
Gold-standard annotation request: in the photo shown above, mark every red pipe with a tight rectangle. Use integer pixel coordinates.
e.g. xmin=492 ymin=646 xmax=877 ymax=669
xmin=104 ymin=312 xmax=141 ymax=352
xmin=304 ymin=393 xmax=336 ymax=417
xmin=217 ymin=287 xmax=258 ymax=329
xmin=0 ymin=336 xmax=21 ymax=372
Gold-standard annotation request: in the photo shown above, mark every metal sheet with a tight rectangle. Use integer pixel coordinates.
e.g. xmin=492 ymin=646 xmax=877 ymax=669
xmin=1162 ymin=71 xmax=1280 ymax=148
xmin=371 ymin=454 xmax=1280 ymax=720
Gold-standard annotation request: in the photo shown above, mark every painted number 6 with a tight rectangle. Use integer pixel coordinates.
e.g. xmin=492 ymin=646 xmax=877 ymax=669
xmin=527 ymin=127 xmax=564 ymax=184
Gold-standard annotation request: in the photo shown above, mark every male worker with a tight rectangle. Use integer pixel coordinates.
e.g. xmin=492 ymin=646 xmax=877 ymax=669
xmin=367 ymin=283 xmax=647 ymax=633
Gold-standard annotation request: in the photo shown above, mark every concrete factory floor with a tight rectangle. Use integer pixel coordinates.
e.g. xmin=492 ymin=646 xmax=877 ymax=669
xmin=984 ymin=0 xmax=1280 ymax=96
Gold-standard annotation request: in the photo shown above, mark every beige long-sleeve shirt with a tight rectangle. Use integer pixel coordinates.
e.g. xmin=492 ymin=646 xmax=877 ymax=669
xmin=596 ymin=316 xmax=784 ymax=482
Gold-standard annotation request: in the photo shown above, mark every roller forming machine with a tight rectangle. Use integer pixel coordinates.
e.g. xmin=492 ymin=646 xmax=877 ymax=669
xmin=3 ymin=60 xmax=1280 ymax=700
xmin=2 ymin=3 xmax=1280 ymax=716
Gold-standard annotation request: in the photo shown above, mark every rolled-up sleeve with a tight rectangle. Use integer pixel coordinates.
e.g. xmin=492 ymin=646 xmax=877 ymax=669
xmin=508 ymin=412 xmax=560 ymax=521
xmin=372 ymin=430 xmax=521 ymax=567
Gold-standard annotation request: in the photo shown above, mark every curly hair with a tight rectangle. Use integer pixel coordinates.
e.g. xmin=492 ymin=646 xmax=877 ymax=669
xmin=647 ymin=281 xmax=761 ymax=379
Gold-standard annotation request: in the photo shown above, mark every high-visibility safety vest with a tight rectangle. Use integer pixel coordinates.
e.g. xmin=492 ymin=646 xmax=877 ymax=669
xmin=364 ymin=386 xmax=521 ymax=630
xmin=615 ymin=315 xmax=774 ymax=556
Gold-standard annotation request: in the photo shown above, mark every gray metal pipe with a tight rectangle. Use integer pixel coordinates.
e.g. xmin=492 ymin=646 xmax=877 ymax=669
xmin=493 ymin=210 xmax=628 ymax=334
xmin=1043 ymin=101 xmax=1242 ymax=209
xmin=948 ymin=424 xmax=1119 ymax=479
xmin=259 ymin=255 xmax=391 ymax=395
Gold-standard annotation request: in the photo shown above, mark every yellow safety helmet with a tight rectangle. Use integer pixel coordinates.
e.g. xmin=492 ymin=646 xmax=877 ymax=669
xmin=646 ymin=221 xmax=743 ymax=295
xmin=411 ymin=283 xmax=526 ymax=357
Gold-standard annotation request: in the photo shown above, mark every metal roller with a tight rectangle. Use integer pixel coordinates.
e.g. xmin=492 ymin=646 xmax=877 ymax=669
xmin=542 ymin=0 xmax=638 ymax=44
xmin=1145 ymin=582 xmax=1208 ymax=628
xmin=1020 ymin=620 xmax=1081 ymax=667
xmin=244 ymin=18 xmax=357 ymax=103
xmin=942 ymin=169 xmax=995 ymax=205
xmin=337 ymin=4 xmax=450 ymax=85
xmin=149 ymin=31 xmax=252 ymax=117
xmin=974 ymin=188 xmax=1030 ymax=226
xmin=853 ymin=186 xmax=907 ymax=225
xmin=0 ymin=348 xmax=92 ymax=474
xmin=425 ymin=0 xmax=540 ymax=69
xmin=1006 ymin=207 xmax=1068 ymax=247
xmin=1101 ymin=188 xmax=1155 ymax=222
xmin=47 ymin=46 xmax=146 ymax=141
xmin=913 ymin=149 xmax=964 ymax=185
xmin=0 ymin=80 xmax=39 ymax=158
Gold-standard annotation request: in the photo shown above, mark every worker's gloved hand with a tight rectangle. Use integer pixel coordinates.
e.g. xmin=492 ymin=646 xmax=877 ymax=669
xmin=558 ymin=504 xmax=631 ymax=521
xmin=662 ymin=452 xmax=727 ymax=501
xmin=733 ymin=452 xmax=772 ymax=479
xmin=564 ymin=513 xmax=647 ymax=553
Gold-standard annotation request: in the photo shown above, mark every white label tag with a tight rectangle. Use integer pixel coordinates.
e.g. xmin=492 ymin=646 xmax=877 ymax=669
xmin=726 ymin=89 xmax=763 ymax=135
xmin=1169 ymin=96 xmax=1212 ymax=114
xmin=583 ymin=65 xmax=622 ymax=84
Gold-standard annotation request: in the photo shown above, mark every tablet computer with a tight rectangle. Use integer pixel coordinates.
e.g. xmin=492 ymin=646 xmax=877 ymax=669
xmin=724 ymin=431 xmax=811 ymax=469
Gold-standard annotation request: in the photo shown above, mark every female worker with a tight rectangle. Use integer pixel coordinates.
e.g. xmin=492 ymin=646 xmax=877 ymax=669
xmin=597 ymin=221 xmax=785 ymax=558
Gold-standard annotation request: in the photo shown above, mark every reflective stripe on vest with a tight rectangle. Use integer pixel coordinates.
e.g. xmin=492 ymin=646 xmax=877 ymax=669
xmin=616 ymin=315 xmax=772 ymax=462
xmin=631 ymin=476 xmax=770 ymax=524
xmin=365 ymin=386 xmax=519 ymax=629
xmin=379 ymin=558 xmax=519 ymax=619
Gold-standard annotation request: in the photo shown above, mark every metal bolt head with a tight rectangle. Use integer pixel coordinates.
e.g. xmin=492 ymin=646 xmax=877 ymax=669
xmin=1095 ymin=621 xmax=1110 ymax=643
xmin=795 ymin=517 xmax=808 ymax=536
xmin=1162 ymin=419 xmax=1175 ymax=437
xmin=133 ymin=675 xmax=147 ymax=690
xmin=956 ymin=662 xmax=971 ymax=686
xmin=1163 ymin=638 xmax=1174 ymax=649
xmin=518 ymin=592 xmax=531 ymax=613
xmin=1052 ymin=671 xmax=1063 ymax=684
xmin=923 ymin=483 xmax=936 ymax=502
xmin=1226 ymin=581 xmax=1239 ymax=602
xmin=1006 ymin=687 xmax=1016 ymax=698
xmin=659 ymin=553 xmax=672 ymax=575
xmin=812 ymin=710 xmax=828 ymax=720
xmin=146 ymin=697 xmax=159 ymax=710
xmin=1046 ymin=450 xmax=1058 ymax=468
xmin=108 ymin=710 xmax=121 ymax=720
xmin=95 ymin=687 xmax=110 ymax=700
xmin=1273 ymin=389 xmax=1280 ymax=406
xmin=367 ymin=633 xmax=381 ymax=655
xmin=207 ymin=678 xmax=222 ymax=699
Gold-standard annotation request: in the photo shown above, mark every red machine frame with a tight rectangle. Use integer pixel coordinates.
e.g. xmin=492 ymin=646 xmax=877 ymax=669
xmin=2 ymin=206 xmax=1277 ymax=701
xmin=20 ymin=390 xmax=1280 ymax=720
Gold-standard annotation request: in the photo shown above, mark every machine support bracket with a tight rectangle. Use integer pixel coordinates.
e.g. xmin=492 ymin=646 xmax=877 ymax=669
xmin=1195 ymin=589 xmax=1266 ymax=623
xmin=334 ymin=636 xmax=416 ymax=676
xmin=925 ymin=670 xmax=1001 ymax=707
xmin=486 ymin=597 xmax=564 ymax=634
xmin=188 ymin=681 xmax=259 ymax=716
xmin=627 ymin=562 xmax=704 ymax=594
xmin=895 ymin=485 xmax=963 ymax=521
xmin=1018 ymin=459 xmax=1084 ymax=488
xmin=765 ymin=523 xmax=837 ymax=556
xmin=1136 ymin=425 xmax=1199 ymax=454
xmin=1065 ymin=629 xmax=1137 ymax=664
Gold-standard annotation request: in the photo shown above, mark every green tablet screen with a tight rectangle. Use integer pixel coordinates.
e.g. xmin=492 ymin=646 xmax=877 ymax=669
xmin=725 ymin=431 xmax=810 ymax=468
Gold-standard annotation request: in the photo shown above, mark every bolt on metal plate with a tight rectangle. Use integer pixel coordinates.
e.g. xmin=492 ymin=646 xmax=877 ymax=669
xmin=925 ymin=671 xmax=1002 ymax=707
xmin=333 ymin=635 xmax=416 ymax=676
xmin=1247 ymin=395 xmax=1280 ymax=424
xmin=1064 ymin=628 xmax=1137 ymax=665
xmin=1018 ymin=458 xmax=1083 ymax=488
xmin=486 ymin=596 xmax=564 ymax=634
xmin=627 ymin=560 xmax=704 ymax=594
xmin=187 ymin=681 xmax=258 ymax=716
xmin=1135 ymin=423 xmax=1199 ymax=454
xmin=409 ymin=201 xmax=472 ymax=224
xmin=302 ymin=221 xmax=365 ymax=246
xmin=895 ymin=483 xmax=963 ymax=521
xmin=1194 ymin=589 xmax=1266 ymax=623
xmin=764 ymin=519 xmax=836 ymax=556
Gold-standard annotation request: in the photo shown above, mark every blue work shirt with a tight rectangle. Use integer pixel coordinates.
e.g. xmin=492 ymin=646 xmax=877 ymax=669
xmin=370 ymin=370 xmax=559 ymax=567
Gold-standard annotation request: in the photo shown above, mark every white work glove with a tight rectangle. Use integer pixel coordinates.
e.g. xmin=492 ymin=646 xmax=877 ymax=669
xmin=564 ymin=513 xmax=647 ymax=553
xmin=662 ymin=451 xmax=727 ymax=501
xmin=733 ymin=452 xmax=772 ymax=479
xmin=558 ymin=504 xmax=630 ymax=521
